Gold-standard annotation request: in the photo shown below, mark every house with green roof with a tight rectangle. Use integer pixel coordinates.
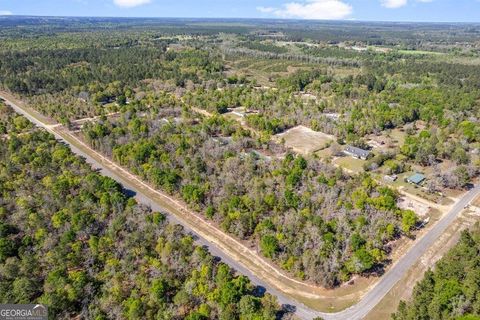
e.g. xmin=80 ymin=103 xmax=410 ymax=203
xmin=406 ymin=173 xmax=426 ymax=186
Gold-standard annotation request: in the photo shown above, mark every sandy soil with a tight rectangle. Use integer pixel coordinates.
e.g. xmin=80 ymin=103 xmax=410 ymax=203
xmin=397 ymin=196 xmax=431 ymax=217
xmin=472 ymin=194 xmax=480 ymax=207
xmin=276 ymin=125 xmax=334 ymax=155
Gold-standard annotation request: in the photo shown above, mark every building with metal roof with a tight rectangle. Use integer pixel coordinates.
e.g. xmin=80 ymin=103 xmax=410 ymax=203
xmin=343 ymin=145 xmax=371 ymax=160
xmin=406 ymin=173 xmax=426 ymax=185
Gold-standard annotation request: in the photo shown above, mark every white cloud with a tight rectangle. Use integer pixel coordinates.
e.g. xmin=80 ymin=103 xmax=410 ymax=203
xmin=258 ymin=0 xmax=352 ymax=20
xmin=113 ymin=0 xmax=151 ymax=8
xmin=0 ymin=10 xmax=12 ymax=15
xmin=257 ymin=6 xmax=276 ymax=13
xmin=380 ymin=0 xmax=433 ymax=9
xmin=381 ymin=0 xmax=407 ymax=8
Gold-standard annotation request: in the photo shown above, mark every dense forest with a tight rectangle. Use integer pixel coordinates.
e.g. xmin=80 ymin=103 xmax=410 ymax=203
xmin=393 ymin=226 xmax=480 ymax=320
xmin=0 ymin=47 xmax=223 ymax=121
xmin=0 ymin=104 xmax=287 ymax=319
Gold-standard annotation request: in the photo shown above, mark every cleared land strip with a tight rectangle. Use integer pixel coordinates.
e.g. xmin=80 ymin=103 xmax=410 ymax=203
xmin=3 ymin=92 xmax=480 ymax=320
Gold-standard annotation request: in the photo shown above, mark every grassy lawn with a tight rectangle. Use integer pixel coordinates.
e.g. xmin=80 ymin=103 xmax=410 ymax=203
xmin=388 ymin=128 xmax=407 ymax=146
xmin=333 ymin=156 xmax=365 ymax=174
xmin=315 ymin=147 xmax=334 ymax=160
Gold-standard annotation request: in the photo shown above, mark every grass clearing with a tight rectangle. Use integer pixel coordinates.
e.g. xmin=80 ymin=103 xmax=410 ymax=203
xmin=397 ymin=49 xmax=445 ymax=56
xmin=315 ymin=147 xmax=334 ymax=160
xmin=333 ymin=156 xmax=365 ymax=174
xmin=388 ymin=128 xmax=407 ymax=146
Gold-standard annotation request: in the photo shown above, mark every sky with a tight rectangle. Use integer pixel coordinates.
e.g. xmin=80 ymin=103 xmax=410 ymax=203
xmin=0 ymin=0 xmax=479 ymax=22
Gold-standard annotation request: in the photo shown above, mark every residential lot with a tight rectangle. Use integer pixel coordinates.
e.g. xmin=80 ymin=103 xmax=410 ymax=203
xmin=397 ymin=196 xmax=431 ymax=218
xmin=275 ymin=125 xmax=334 ymax=155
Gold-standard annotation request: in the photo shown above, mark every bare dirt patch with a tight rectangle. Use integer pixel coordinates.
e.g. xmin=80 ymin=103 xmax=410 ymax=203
xmin=397 ymin=196 xmax=431 ymax=218
xmin=473 ymin=195 xmax=480 ymax=208
xmin=276 ymin=125 xmax=334 ymax=155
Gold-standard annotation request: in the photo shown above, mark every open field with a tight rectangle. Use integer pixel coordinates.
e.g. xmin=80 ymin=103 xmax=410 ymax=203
xmin=397 ymin=49 xmax=445 ymax=56
xmin=389 ymin=128 xmax=407 ymax=146
xmin=316 ymin=146 xmax=334 ymax=160
xmin=275 ymin=125 xmax=334 ymax=155
xmin=367 ymin=130 xmax=405 ymax=151
xmin=366 ymin=128 xmax=407 ymax=151
xmin=226 ymin=56 xmax=359 ymax=86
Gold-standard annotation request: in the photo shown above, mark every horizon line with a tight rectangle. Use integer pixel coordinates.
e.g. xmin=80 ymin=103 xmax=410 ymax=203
xmin=1 ymin=14 xmax=480 ymax=25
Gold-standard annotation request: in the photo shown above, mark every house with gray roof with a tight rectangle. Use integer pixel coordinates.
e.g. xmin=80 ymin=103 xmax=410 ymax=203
xmin=343 ymin=145 xmax=371 ymax=160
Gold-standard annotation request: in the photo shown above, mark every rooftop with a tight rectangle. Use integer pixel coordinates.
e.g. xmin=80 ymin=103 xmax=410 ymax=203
xmin=344 ymin=145 xmax=370 ymax=158
xmin=407 ymin=173 xmax=426 ymax=185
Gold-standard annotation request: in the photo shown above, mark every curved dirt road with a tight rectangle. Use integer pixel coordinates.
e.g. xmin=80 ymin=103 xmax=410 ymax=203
xmin=3 ymin=93 xmax=480 ymax=320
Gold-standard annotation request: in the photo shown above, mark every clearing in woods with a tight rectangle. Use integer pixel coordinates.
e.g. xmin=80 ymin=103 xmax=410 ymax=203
xmin=397 ymin=196 xmax=431 ymax=218
xmin=275 ymin=125 xmax=334 ymax=155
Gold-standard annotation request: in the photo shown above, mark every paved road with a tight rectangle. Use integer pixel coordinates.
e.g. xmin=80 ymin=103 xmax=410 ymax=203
xmin=326 ymin=183 xmax=480 ymax=319
xmin=4 ymin=94 xmax=480 ymax=320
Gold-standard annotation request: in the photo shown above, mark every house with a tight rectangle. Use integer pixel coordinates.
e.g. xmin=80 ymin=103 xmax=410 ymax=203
xmin=343 ymin=145 xmax=371 ymax=160
xmin=406 ymin=173 xmax=426 ymax=186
